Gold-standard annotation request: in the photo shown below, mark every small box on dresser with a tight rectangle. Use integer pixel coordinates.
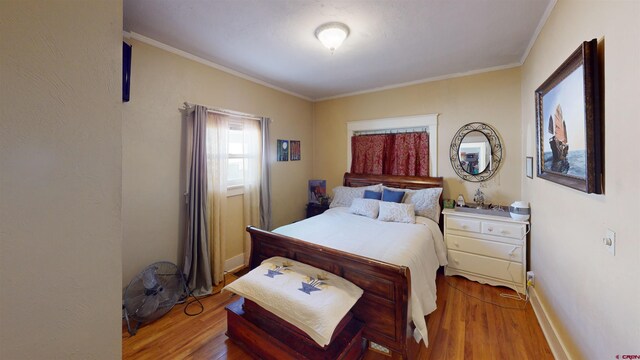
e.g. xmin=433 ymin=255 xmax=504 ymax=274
xmin=443 ymin=208 xmax=529 ymax=294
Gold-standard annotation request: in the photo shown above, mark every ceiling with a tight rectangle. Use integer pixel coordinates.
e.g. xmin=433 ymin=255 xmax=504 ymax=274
xmin=124 ymin=0 xmax=554 ymax=101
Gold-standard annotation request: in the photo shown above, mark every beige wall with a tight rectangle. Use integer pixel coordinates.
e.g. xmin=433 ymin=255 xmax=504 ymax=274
xmin=0 ymin=1 xmax=122 ymax=358
xmin=520 ymin=0 xmax=640 ymax=358
xmin=122 ymin=39 xmax=313 ymax=286
xmin=313 ymin=68 xmax=522 ymax=205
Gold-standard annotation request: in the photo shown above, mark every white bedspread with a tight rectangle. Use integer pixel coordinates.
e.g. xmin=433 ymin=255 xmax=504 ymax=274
xmin=274 ymin=207 xmax=448 ymax=346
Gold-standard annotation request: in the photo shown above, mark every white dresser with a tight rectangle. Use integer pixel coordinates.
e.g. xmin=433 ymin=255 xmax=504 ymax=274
xmin=443 ymin=208 xmax=529 ymax=294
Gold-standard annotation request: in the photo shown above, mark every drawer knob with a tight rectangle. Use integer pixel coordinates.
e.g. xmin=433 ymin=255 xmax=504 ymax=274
xmin=454 ymin=241 xmax=459 ymax=247
xmin=461 ymin=225 xmax=468 ymax=229
xmin=501 ymin=230 xmax=509 ymax=235
xmin=488 ymin=227 xmax=494 ymax=232
xmin=453 ymin=258 xmax=459 ymax=264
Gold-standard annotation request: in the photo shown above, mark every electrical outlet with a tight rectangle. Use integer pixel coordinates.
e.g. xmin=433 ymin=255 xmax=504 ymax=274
xmin=603 ymin=228 xmax=616 ymax=255
xmin=526 ymin=271 xmax=535 ymax=287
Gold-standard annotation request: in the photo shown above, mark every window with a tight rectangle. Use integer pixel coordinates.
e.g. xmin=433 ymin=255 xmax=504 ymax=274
xmin=226 ymin=120 xmax=250 ymax=196
xmin=346 ymin=114 xmax=439 ymax=176
xmin=227 ymin=121 xmax=245 ymax=189
xmin=206 ymin=113 xmax=261 ymax=198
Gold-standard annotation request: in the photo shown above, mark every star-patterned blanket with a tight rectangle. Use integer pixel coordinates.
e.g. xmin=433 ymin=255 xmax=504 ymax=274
xmin=223 ymin=256 xmax=363 ymax=347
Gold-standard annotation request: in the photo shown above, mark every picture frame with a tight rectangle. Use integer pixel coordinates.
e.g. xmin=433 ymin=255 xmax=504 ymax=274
xmin=526 ymin=156 xmax=533 ymax=179
xmin=535 ymin=39 xmax=602 ymax=194
xmin=290 ymin=140 xmax=301 ymax=161
xmin=277 ymin=139 xmax=289 ymax=161
xmin=308 ymin=179 xmax=326 ymax=204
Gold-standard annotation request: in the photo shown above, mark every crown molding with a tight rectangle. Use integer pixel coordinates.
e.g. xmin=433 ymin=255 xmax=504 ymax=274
xmin=124 ymin=31 xmax=312 ymax=101
xmin=520 ymin=0 xmax=557 ymax=65
xmin=315 ymin=62 xmax=521 ymax=102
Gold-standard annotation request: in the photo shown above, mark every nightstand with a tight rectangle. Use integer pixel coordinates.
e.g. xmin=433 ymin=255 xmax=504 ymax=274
xmin=306 ymin=203 xmax=329 ymax=218
xmin=442 ymin=208 xmax=529 ymax=294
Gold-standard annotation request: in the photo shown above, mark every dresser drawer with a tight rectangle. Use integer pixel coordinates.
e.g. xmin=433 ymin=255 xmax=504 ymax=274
xmin=446 ymin=217 xmax=481 ymax=233
xmin=447 ymin=250 xmax=524 ymax=284
xmin=481 ymin=221 xmax=525 ymax=239
xmin=446 ymin=234 xmax=522 ymax=262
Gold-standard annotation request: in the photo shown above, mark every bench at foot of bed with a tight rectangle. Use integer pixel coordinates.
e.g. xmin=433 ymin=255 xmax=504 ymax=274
xmin=226 ymin=297 xmax=365 ymax=360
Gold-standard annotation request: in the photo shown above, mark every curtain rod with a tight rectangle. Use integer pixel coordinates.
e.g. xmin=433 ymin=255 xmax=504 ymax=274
xmin=182 ymin=102 xmax=262 ymax=121
xmin=354 ymin=127 xmax=428 ymax=135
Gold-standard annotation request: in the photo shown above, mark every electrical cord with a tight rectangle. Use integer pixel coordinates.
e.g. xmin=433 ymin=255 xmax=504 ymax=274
xmin=183 ymin=289 xmax=204 ymax=316
xmin=446 ymin=279 xmax=528 ymax=310
xmin=179 ymin=271 xmax=229 ymax=317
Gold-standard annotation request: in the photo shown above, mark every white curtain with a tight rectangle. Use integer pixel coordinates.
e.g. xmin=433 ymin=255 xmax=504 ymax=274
xmin=205 ymin=113 xmax=228 ymax=285
xmin=242 ymin=119 xmax=262 ymax=266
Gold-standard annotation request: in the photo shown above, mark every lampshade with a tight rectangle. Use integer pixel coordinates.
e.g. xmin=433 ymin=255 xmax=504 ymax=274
xmin=315 ymin=22 xmax=350 ymax=53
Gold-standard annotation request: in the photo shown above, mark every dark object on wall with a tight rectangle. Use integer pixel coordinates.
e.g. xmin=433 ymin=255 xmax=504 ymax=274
xmin=290 ymin=140 xmax=301 ymax=160
xmin=277 ymin=139 xmax=288 ymax=161
xmin=535 ymin=39 xmax=602 ymax=194
xmin=123 ymin=42 xmax=132 ymax=102
xmin=526 ymin=156 xmax=534 ymax=179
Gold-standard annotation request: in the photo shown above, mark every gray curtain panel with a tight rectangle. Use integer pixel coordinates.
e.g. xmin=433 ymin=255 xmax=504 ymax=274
xmin=259 ymin=117 xmax=272 ymax=230
xmin=183 ymin=105 xmax=213 ymax=296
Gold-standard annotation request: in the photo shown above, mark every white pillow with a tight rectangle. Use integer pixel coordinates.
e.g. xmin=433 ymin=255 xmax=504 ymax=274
xmin=330 ymin=184 xmax=382 ymax=208
xmin=349 ymin=198 xmax=380 ymax=218
xmin=378 ymin=202 xmax=416 ymax=224
xmin=403 ymin=187 xmax=443 ymax=223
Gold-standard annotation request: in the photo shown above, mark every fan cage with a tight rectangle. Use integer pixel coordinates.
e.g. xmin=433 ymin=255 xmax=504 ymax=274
xmin=123 ymin=261 xmax=186 ymax=323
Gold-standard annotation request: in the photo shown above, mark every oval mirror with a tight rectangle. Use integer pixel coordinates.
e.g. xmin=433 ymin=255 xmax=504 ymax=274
xmin=450 ymin=123 xmax=502 ymax=182
xmin=458 ymin=131 xmax=491 ymax=175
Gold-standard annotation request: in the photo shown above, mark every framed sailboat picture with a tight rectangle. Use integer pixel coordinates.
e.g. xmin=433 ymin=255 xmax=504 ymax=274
xmin=535 ymin=39 xmax=602 ymax=194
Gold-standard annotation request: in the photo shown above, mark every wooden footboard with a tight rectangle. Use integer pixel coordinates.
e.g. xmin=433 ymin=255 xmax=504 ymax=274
xmin=247 ymin=226 xmax=414 ymax=358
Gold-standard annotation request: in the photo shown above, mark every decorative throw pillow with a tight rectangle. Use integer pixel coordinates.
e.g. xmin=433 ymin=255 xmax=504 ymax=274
xmin=403 ymin=187 xmax=443 ymax=223
xmin=349 ymin=198 xmax=380 ymax=218
xmin=330 ymin=184 xmax=382 ymax=208
xmin=378 ymin=202 xmax=416 ymax=224
xmin=382 ymin=188 xmax=405 ymax=203
xmin=363 ymin=190 xmax=382 ymax=200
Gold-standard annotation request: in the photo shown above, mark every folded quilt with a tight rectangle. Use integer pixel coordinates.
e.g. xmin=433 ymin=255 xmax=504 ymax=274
xmin=223 ymin=256 xmax=363 ymax=347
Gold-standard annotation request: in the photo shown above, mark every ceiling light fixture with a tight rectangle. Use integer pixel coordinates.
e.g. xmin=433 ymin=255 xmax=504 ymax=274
xmin=315 ymin=22 xmax=350 ymax=54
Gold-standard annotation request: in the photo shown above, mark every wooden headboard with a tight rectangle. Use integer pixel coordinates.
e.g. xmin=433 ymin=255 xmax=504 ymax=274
xmin=343 ymin=172 xmax=445 ymax=227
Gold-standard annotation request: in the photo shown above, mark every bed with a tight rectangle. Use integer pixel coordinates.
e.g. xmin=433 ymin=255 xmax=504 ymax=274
xmin=246 ymin=172 xmax=446 ymax=359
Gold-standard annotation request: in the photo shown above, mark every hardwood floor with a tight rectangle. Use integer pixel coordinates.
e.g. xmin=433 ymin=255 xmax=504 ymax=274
xmin=122 ymin=271 xmax=553 ymax=359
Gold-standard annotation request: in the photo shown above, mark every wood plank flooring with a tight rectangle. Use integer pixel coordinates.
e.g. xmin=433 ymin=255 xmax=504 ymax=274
xmin=122 ymin=271 xmax=553 ymax=359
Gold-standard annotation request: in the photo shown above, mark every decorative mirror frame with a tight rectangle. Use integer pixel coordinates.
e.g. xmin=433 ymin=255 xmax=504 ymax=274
xmin=449 ymin=122 xmax=503 ymax=182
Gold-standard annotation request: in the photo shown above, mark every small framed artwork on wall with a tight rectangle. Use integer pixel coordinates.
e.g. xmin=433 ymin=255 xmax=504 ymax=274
xmin=290 ymin=140 xmax=301 ymax=161
xmin=277 ymin=140 xmax=289 ymax=161
xmin=526 ymin=156 xmax=534 ymax=179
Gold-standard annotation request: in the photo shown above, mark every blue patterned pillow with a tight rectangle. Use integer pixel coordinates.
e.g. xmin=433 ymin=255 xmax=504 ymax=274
xmin=363 ymin=190 xmax=382 ymax=200
xmin=382 ymin=188 xmax=405 ymax=203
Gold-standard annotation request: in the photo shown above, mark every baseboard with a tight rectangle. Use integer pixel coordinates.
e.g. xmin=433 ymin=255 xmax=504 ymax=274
xmin=529 ymin=287 xmax=572 ymax=360
xmin=224 ymin=253 xmax=246 ymax=273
